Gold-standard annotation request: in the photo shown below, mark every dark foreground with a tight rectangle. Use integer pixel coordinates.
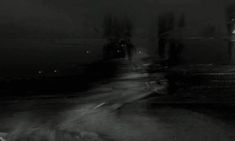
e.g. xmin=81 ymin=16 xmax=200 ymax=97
xmin=0 ymin=57 xmax=235 ymax=141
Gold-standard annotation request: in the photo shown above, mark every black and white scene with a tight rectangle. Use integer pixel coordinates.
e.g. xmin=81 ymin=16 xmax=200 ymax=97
xmin=1 ymin=0 xmax=235 ymax=140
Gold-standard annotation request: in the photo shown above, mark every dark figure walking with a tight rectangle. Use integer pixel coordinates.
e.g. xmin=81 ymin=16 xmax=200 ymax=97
xmin=158 ymin=38 xmax=168 ymax=58
xmin=168 ymin=39 xmax=183 ymax=66
xmin=126 ymin=39 xmax=135 ymax=61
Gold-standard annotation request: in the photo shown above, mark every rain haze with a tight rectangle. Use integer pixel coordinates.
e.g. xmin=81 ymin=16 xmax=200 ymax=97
xmin=0 ymin=0 xmax=234 ymax=76
xmin=1 ymin=0 xmax=235 ymax=141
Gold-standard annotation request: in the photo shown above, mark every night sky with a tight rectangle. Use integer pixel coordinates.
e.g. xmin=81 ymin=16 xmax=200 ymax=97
xmin=0 ymin=0 xmax=235 ymax=77
xmin=0 ymin=0 xmax=234 ymax=38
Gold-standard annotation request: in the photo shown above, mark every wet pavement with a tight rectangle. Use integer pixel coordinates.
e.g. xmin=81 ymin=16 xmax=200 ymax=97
xmin=0 ymin=56 xmax=235 ymax=141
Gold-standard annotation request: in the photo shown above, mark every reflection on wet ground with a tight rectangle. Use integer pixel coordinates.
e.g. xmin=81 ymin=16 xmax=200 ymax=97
xmin=1 ymin=101 xmax=235 ymax=141
xmin=0 ymin=57 xmax=235 ymax=141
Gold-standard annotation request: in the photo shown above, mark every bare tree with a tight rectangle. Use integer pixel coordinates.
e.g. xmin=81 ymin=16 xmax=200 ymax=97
xmin=158 ymin=12 xmax=175 ymax=58
xmin=225 ymin=4 xmax=235 ymax=63
xmin=103 ymin=14 xmax=133 ymax=40
xmin=178 ymin=14 xmax=186 ymax=28
xmin=201 ymin=23 xmax=216 ymax=38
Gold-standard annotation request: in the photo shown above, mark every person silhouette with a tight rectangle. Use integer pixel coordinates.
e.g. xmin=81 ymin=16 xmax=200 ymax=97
xmin=126 ymin=39 xmax=135 ymax=61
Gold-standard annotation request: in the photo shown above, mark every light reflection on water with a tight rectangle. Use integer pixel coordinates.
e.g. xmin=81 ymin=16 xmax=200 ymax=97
xmin=3 ymin=102 xmax=234 ymax=141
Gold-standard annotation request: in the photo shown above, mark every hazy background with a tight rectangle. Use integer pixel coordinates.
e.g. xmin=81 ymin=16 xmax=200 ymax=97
xmin=0 ymin=0 xmax=234 ymax=77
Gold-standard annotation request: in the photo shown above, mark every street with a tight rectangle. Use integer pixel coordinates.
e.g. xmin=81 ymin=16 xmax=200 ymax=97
xmin=0 ymin=56 xmax=235 ymax=141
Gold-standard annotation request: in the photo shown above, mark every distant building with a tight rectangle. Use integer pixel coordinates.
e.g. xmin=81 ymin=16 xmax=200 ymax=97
xmin=226 ymin=4 xmax=235 ymax=64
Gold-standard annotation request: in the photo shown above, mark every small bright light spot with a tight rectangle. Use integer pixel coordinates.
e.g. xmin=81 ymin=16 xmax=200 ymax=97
xmin=38 ymin=70 xmax=43 ymax=74
xmin=232 ymin=30 xmax=235 ymax=34
xmin=86 ymin=50 xmax=91 ymax=54
xmin=117 ymin=50 xmax=121 ymax=53
xmin=54 ymin=70 xmax=58 ymax=73
xmin=138 ymin=50 xmax=143 ymax=54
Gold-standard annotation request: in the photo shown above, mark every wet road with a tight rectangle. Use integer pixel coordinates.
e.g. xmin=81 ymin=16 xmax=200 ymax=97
xmin=0 ymin=57 xmax=235 ymax=141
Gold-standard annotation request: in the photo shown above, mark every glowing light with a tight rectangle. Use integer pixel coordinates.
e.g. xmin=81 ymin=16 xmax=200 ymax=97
xmin=54 ymin=70 xmax=58 ymax=73
xmin=121 ymin=44 xmax=126 ymax=47
xmin=38 ymin=70 xmax=43 ymax=74
xmin=233 ymin=30 xmax=235 ymax=34
xmin=117 ymin=50 xmax=121 ymax=53
xmin=138 ymin=50 xmax=143 ymax=54
xmin=86 ymin=50 xmax=91 ymax=54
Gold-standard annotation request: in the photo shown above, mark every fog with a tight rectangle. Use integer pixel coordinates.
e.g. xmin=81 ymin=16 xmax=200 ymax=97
xmin=0 ymin=0 xmax=233 ymax=38
xmin=4 ymin=103 xmax=233 ymax=141
xmin=0 ymin=0 xmax=235 ymax=77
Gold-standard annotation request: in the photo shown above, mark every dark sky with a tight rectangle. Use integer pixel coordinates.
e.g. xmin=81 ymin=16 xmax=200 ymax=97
xmin=0 ymin=0 xmax=234 ymax=38
xmin=0 ymin=0 xmax=235 ymax=76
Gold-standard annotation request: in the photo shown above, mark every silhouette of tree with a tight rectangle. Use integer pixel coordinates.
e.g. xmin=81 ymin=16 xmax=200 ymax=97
xmin=178 ymin=14 xmax=186 ymax=28
xmin=158 ymin=12 xmax=175 ymax=58
xmin=201 ymin=24 xmax=216 ymax=38
xmin=103 ymin=14 xmax=133 ymax=40
xmin=225 ymin=4 xmax=235 ymax=63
